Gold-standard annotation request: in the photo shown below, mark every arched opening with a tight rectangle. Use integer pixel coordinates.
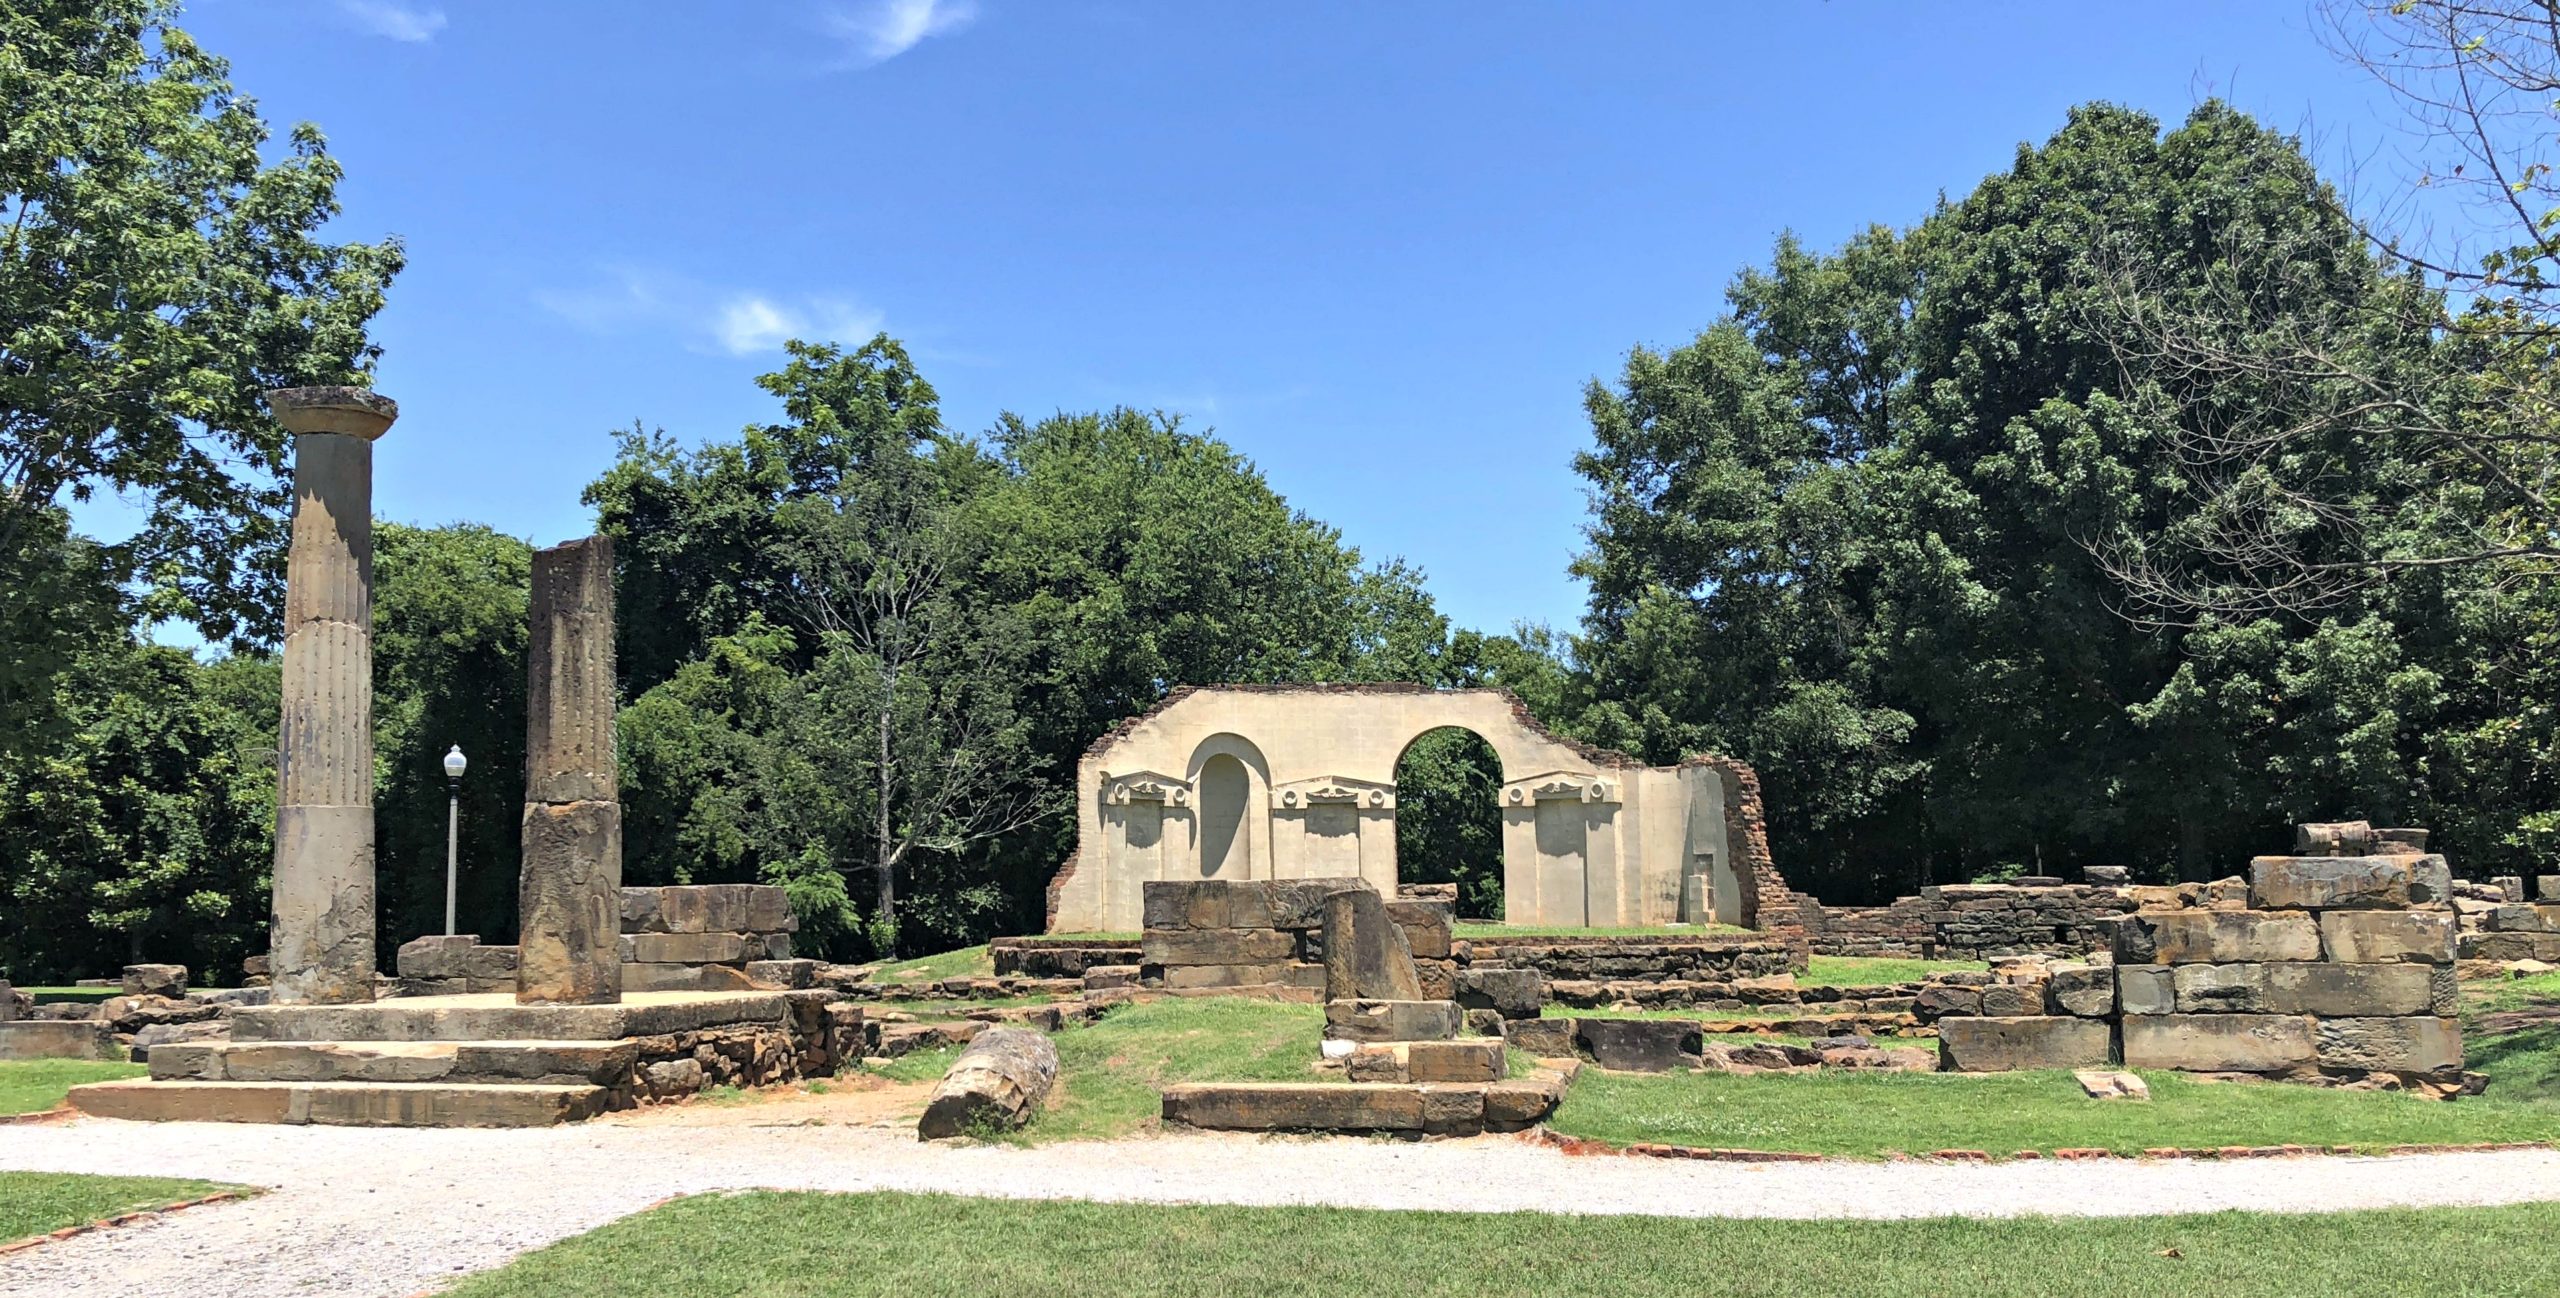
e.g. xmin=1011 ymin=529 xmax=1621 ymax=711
xmin=1393 ymin=726 xmax=1506 ymax=918
xmin=1197 ymin=753 xmax=1252 ymax=878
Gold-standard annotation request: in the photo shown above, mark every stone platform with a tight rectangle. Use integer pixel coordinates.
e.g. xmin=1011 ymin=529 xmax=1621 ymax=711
xmin=66 ymin=990 xmax=857 ymax=1128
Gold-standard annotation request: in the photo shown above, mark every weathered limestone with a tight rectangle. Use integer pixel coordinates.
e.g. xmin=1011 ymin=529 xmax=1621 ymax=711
xmin=2319 ymin=911 xmax=2456 ymax=964
xmin=267 ymin=386 xmax=398 ymax=1006
xmin=0 ymin=1021 xmax=119 ymax=1061
xmin=517 ymin=537 xmax=622 ymax=1006
xmin=1500 ymin=1016 xmax=1578 ymax=1057
xmin=121 ymin=964 xmax=187 ymax=999
xmin=1937 ymin=1016 xmax=2110 ymax=1072
xmin=1324 ymin=999 xmax=1461 ymax=1043
xmin=1050 ymin=685 xmax=1789 ymax=935
xmin=2120 ymin=1014 xmax=2316 ymax=1073
xmin=1454 ymin=968 xmax=1546 ymax=1020
xmin=1322 ymin=887 xmax=1424 ymax=1002
xmin=2263 ymin=962 xmax=2435 ymax=1017
xmin=2247 ymin=855 xmax=2416 ymax=911
xmin=2113 ymin=910 xmax=2321 ymax=965
xmin=1575 ymin=1017 xmax=1703 ymax=1072
xmin=2314 ymin=1017 xmax=2463 ymax=1074
xmin=917 ymin=1027 xmax=1059 ymax=1139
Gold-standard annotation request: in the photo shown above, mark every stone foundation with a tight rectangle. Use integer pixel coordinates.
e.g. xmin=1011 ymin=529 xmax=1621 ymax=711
xmin=1799 ymin=879 xmax=2136 ymax=960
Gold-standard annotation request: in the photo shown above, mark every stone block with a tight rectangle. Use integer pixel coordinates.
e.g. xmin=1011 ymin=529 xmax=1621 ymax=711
xmin=1408 ymin=1037 xmax=1505 ymax=1083
xmin=1157 ymin=962 xmax=1299 ymax=990
xmin=2263 ymin=962 xmax=2434 ymax=1017
xmin=619 ymin=887 xmax=661 ymax=933
xmin=1454 ymin=968 xmax=1545 ymax=1019
xmin=2171 ymin=963 xmax=2268 ymax=1013
xmin=2492 ymin=875 xmax=2527 ymax=902
xmin=2319 ymin=911 xmax=2456 ymax=964
xmin=1420 ymin=1083 xmax=1486 ymax=1136
xmin=2541 ymin=876 xmax=2560 ymax=903
xmin=2119 ymin=1014 xmax=2315 ymax=1073
xmin=121 ymin=964 xmax=188 ymax=999
xmin=2082 ymin=865 xmax=2131 ymax=885
xmin=621 ymin=962 xmax=756 ymax=993
xmin=1573 ymin=1018 xmax=1702 ymax=1072
xmin=2045 ymin=965 xmax=2115 ymax=1017
xmin=1141 ymin=928 xmax=1296 ymax=967
xmin=2375 ymin=827 xmax=2431 ymax=855
xmin=1484 ymin=1074 xmax=1567 ymax=1129
xmin=1464 ymin=1007 xmax=1505 ymax=1037
xmin=1500 ymin=1016 xmax=1577 ymax=1058
xmin=653 ymin=884 xmax=793 ymax=935
xmin=2248 ymin=856 xmax=2413 ymax=911
xmin=2293 ymin=821 xmax=2375 ymax=856
xmin=744 ymin=959 xmax=819 ymax=990
xmin=2113 ymin=911 xmax=2319 ymax=965
xmin=517 ymin=800 xmax=622 ymax=1005
xmin=1322 ymin=888 xmax=1423 ymax=1002
xmin=1161 ymin=1082 xmax=1426 ymax=1132
xmin=2074 ymin=1069 xmax=2149 ymax=1100
xmin=1386 ymin=899 xmax=1453 ymax=958
xmin=0 ymin=1020 xmax=119 ymax=1062
xmin=1323 ymin=999 xmax=1461 ymax=1043
xmin=619 ymin=931 xmax=754 ymax=965
xmin=1915 ymin=985 xmax=1982 ymax=1018
xmin=1978 ymin=984 xmax=2039 ymax=1017
xmin=2314 ymin=1017 xmax=2463 ymax=1074
xmin=1345 ymin=1044 xmax=1405 ymax=1082
xmin=1936 ymin=1016 xmax=2111 ymax=1072
xmin=1415 ymin=958 xmax=1456 ymax=1002
xmin=2407 ymin=855 xmax=2453 ymax=907
xmin=918 ymin=1027 xmax=1058 ymax=1139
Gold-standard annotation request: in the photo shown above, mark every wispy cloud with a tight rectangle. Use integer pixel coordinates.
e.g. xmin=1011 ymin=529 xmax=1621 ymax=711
xmin=821 ymin=0 xmax=978 ymax=67
xmin=534 ymin=266 xmax=883 ymax=357
xmin=337 ymin=0 xmax=447 ymax=42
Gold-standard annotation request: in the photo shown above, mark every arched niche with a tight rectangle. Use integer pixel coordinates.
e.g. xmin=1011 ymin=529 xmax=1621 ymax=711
xmin=1186 ymin=733 xmax=1270 ymax=880
xmin=1391 ymin=725 xmax=1507 ymax=917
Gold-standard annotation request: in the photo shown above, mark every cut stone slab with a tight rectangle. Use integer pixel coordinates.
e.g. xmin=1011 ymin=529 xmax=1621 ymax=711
xmin=1936 ymin=1016 xmax=2111 ymax=1073
xmin=1420 ymin=1083 xmax=1486 ymax=1136
xmin=621 ymin=931 xmax=757 ymax=965
xmin=2319 ymin=911 xmax=2456 ymax=964
xmin=1385 ymin=899 xmax=1454 ymax=959
xmin=230 ymin=990 xmax=788 ymax=1043
xmin=121 ymin=964 xmax=188 ymax=999
xmin=1500 ymin=1016 xmax=1577 ymax=1057
xmin=147 ymin=1039 xmax=635 ymax=1086
xmin=1141 ymin=928 xmax=1296 ymax=967
xmin=918 ymin=1027 xmax=1058 ymax=1139
xmin=1321 ymin=887 xmax=1424 ymax=1002
xmin=2171 ymin=963 xmax=2268 ymax=1013
xmin=1574 ymin=1018 xmax=1703 ymax=1072
xmin=2114 ymin=911 xmax=2320 ymax=965
xmin=1406 ymin=1037 xmax=1505 ymax=1083
xmin=1454 ymin=968 xmax=1545 ymax=1019
xmin=1323 ymin=999 xmax=1461 ymax=1043
xmin=2262 ymin=962 xmax=2435 ymax=1017
xmin=2314 ymin=1016 xmax=2463 ymax=1074
xmin=2120 ymin=1013 xmax=2315 ymax=1073
xmin=2248 ymin=856 xmax=2414 ymax=911
xmin=0 ymin=1020 xmax=120 ymax=1062
xmin=2045 ymin=965 xmax=2114 ymax=1017
xmin=2073 ymin=1069 xmax=2150 ymax=1100
xmin=67 ymin=1078 xmax=608 ymax=1127
xmin=1161 ymin=1082 xmax=1429 ymax=1132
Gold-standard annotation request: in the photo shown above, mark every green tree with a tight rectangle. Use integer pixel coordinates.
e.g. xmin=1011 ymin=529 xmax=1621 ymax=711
xmin=0 ymin=0 xmax=401 ymax=649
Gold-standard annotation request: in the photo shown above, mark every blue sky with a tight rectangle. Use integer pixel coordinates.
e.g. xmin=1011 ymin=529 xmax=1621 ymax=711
xmin=143 ymin=0 xmax=2416 ymax=637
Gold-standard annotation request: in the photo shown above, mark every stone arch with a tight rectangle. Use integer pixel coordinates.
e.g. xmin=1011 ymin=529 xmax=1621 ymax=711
xmin=1186 ymin=733 xmax=1270 ymax=880
xmin=1390 ymin=724 xmax=1508 ymax=915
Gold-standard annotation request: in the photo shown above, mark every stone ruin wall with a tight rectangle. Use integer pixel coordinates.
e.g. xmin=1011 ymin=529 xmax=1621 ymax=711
xmin=395 ymin=883 xmax=805 ymax=996
xmin=1797 ymin=881 xmax=2137 ymax=960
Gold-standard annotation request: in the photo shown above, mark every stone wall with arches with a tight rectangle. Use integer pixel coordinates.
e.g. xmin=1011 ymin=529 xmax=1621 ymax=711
xmin=1046 ymin=684 xmax=1793 ymax=936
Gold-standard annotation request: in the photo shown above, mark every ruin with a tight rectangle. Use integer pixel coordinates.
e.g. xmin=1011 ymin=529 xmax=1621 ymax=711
xmin=516 ymin=536 xmax=624 ymax=1005
xmin=267 ymin=386 xmax=399 ymax=1006
xmin=1047 ymin=684 xmax=1793 ymax=934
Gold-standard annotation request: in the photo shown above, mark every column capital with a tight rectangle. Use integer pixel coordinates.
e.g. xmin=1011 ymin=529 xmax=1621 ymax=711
xmin=268 ymin=386 xmax=399 ymax=440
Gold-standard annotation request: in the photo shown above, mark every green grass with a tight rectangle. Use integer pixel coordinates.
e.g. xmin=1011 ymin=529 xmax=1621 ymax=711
xmin=870 ymin=945 xmax=995 ymax=983
xmin=444 ymin=1191 xmax=2560 ymax=1298
xmin=0 ymin=1059 xmax=146 ymax=1116
xmin=864 ymin=995 xmax=1059 ymax=1015
xmin=0 ymin=1171 xmax=240 ymax=1243
xmin=2465 ymin=972 xmax=2560 ymax=1015
xmin=1802 ymin=954 xmax=1987 ymax=986
xmin=15 ymin=987 xmax=120 ymax=1004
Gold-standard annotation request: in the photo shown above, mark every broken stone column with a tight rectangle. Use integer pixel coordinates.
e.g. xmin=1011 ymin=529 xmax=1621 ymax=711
xmin=267 ymin=386 xmax=398 ymax=1006
xmin=917 ymin=1027 xmax=1059 ymax=1138
xmin=1320 ymin=887 xmax=1424 ymax=1002
xmin=517 ymin=536 xmax=624 ymax=1005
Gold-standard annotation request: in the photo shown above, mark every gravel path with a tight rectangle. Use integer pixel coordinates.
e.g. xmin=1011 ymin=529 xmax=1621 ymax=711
xmin=8 ymin=1110 xmax=2560 ymax=1297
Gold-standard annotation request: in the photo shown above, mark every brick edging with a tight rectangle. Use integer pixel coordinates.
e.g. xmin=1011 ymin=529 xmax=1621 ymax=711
xmin=1524 ymin=1126 xmax=2557 ymax=1164
xmin=0 ymin=1191 xmax=246 ymax=1256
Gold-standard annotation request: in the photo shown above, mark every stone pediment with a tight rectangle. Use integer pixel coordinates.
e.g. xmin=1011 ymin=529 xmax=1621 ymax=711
xmin=1103 ymin=770 xmax=1191 ymax=807
xmin=1272 ymin=774 xmax=1396 ymax=810
xmin=1501 ymin=770 xmax=1617 ymax=806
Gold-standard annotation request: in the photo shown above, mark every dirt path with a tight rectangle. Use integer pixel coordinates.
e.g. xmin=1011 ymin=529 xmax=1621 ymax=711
xmin=7 ymin=1096 xmax=2560 ymax=1298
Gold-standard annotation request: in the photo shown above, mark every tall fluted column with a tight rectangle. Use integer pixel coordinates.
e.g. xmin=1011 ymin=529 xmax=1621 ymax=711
xmin=266 ymin=386 xmax=398 ymax=1005
xmin=516 ymin=535 xmax=624 ymax=1004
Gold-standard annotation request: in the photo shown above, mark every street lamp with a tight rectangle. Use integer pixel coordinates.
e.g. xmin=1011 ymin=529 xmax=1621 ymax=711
xmin=442 ymin=745 xmax=468 ymax=936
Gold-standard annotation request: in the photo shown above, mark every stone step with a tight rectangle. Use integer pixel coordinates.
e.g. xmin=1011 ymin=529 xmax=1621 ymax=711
xmin=67 ymin=1079 xmax=609 ymax=1127
xmin=228 ymin=990 xmax=789 ymax=1042
xmin=147 ymin=1039 xmax=635 ymax=1086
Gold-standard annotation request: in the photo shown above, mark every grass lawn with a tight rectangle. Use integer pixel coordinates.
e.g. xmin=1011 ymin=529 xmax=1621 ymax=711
xmin=869 ymin=945 xmax=995 ymax=983
xmin=0 ymin=1059 xmax=146 ymax=1116
xmin=0 ymin=1171 xmax=240 ymax=1244
xmin=1802 ymin=954 xmax=1987 ymax=986
xmin=2466 ymin=971 xmax=2560 ymax=1015
xmin=15 ymin=987 xmax=120 ymax=1005
xmin=863 ymin=997 xmax=1372 ymax=1141
xmin=1452 ymin=923 xmax=1746 ymax=939
xmin=445 ymin=1190 xmax=2560 ymax=1298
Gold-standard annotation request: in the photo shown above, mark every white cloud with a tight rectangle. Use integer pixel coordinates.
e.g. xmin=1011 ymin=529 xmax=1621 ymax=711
xmin=822 ymin=0 xmax=978 ymax=66
xmin=337 ymin=0 xmax=447 ymax=42
xmin=534 ymin=267 xmax=882 ymax=357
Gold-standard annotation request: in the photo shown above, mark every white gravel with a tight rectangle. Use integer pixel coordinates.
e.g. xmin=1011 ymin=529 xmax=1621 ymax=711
xmin=7 ymin=1115 xmax=2560 ymax=1297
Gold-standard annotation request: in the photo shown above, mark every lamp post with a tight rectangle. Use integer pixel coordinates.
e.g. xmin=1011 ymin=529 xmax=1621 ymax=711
xmin=443 ymin=745 xmax=467 ymax=936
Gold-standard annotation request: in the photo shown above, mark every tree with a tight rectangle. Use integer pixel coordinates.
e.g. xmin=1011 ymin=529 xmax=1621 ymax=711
xmin=0 ymin=0 xmax=401 ymax=650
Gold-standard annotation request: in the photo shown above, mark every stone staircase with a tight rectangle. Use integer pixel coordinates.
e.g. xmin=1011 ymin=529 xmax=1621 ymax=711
xmin=66 ymin=990 xmax=824 ymax=1128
